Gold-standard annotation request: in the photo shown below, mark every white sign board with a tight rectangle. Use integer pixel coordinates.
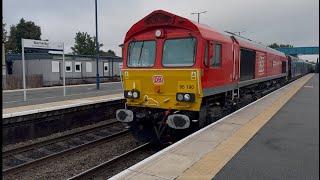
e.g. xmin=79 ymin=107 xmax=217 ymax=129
xmin=23 ymin=39 xmax=63 ymax=51
xmin=119 ymin=62 xmax=123 ymax=69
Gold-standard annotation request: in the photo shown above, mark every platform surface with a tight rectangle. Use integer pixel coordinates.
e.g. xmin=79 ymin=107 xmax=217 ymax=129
xmin=2 ymin=93 xmax=124 ymax=119
xmin=214 ymin=73 xmax=319 ymax=180
xmin=2 ymin=82 xmax=123 ymax=108
xmin=110 ymin=74 xmax=317 ymax=180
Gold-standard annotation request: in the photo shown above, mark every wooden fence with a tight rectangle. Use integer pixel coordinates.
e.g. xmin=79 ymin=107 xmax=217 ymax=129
xmin=2 ymin=74 xmax=43 ymax=90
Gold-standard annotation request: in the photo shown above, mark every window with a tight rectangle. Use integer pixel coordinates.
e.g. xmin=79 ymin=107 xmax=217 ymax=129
xmin=204 ymin=41 xmax=208 ymax=67
xmin=52 ymin=61 xmax=60 ymax=72
xmin=75 ymin=62 xmax=81 ymax=72
xmin=86 ymin=62 xmax=92 ymax=72
xmin=104 ymin=63 xmax=109 ymax=72
xmin=6 ymin=61 xmax=13 ymax=74
xmin=127 ymin=40 xmax=156 ymax=67
xmin=210 ymin=43 xmax=222 ymax=67
xmin=162 ymin=37 xmax=197 ymax=67
xmin=65 ymin=61 xmax=72 ymax=72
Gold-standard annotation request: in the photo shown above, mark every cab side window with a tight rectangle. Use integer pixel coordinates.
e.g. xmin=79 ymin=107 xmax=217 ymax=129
xmin=210 ymin=43 xmax=222 ymax=67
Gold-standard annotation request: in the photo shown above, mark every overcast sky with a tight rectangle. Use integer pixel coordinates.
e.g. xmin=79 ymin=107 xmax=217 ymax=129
xmin=3 ymin=0 xmax=319 ymax=61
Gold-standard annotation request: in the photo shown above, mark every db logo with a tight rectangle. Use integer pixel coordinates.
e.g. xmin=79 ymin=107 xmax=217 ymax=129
xmin=153 ymin=75 xmax=164 ymax=84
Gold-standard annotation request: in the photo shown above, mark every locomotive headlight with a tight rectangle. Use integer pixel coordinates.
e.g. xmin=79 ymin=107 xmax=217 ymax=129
xmin=177 ymin=94 xmax=184 ymax=101
xmin=133 ymin=91 xmax=138 ymax=98
xmin=155 ymin=29 xmax=162 ymax=37
xmin=127 ymin=91 xmax=133 ymax=97
xmin=184 ymin=94 xmax=191 ymax=101
xmin=176 ymin=93 xmax=195 ymax=102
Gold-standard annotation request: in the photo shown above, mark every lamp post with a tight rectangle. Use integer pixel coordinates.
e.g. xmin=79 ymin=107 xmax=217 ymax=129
xmin=95 ymin=0 xmax=100 ymax=89
xmin=191 ymin=11 xmax=207 ymax=23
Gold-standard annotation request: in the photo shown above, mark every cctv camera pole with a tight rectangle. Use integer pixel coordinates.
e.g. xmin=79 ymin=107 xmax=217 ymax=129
xmin=95 ymin=0 xmax=100 ymax=89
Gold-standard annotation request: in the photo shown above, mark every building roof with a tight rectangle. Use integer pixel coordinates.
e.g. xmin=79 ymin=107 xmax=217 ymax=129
xmin=5 ymin=53 xmax=123 ymax=62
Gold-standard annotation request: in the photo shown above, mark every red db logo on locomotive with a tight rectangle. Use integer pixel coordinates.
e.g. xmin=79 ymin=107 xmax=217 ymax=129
xmin=153 ymin=75 xmax=164 ymax=84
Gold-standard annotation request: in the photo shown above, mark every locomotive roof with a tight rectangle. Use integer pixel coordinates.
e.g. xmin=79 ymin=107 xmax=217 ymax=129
xmin=126 ymin=10 xmax=286 ymax=57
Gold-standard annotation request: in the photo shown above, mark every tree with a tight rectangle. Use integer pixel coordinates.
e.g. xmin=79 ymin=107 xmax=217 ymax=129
xmin=5 ymin=18 xmax=42 ymax=53
xmin=5 ymin=25 xmax=17 ymax=53
xmin=71 ymin=31 xmax=104 ymax=55
xmin=99 ymin=49 xmax=116 ymax=57
xmin=268 ymin=43 xmax=293 ymax=49
xmin=71 ymin=31 xmax=117 ymax=57
xmin=3 ymin=23 xmax=7 ymax=42
xmin=107 ymin=49 xmax=116 ymax=56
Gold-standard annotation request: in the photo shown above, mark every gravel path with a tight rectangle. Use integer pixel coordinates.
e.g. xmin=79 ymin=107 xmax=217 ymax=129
xmin=3 ymin=134 xmax=142 ymax=180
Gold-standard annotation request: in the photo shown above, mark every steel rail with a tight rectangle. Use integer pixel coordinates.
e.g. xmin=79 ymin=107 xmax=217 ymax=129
xmin=67 ymin=143 xmax=150 ymax=180
xmin=3 ymin=120 xmax=120 ymax=158
xmin=3 ymin=130 xmax=130 ymax=176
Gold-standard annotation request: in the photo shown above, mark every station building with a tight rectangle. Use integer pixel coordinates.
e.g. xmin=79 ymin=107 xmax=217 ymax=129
xmin=3 ymin=52 xmax=123 ymax=89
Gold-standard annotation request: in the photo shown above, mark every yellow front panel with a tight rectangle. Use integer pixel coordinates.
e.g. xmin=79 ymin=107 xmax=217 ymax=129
xmin=122 ymin=69 xmax=203 ymax=111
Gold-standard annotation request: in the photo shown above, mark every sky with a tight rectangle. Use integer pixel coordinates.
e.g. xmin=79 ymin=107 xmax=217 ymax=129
xmin=3 ymin=0 xmax=319 ymax=62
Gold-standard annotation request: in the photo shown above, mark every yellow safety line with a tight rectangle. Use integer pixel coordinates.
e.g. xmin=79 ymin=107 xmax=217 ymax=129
xmin=177 ymin=74 xmax=313 ymax=180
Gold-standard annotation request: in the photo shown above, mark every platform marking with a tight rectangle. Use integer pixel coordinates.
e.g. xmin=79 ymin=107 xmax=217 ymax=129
xmin=304 ymin=85 xmax=314 ymax=88
xmin=176 ymin=74 xmax=313 ymax=180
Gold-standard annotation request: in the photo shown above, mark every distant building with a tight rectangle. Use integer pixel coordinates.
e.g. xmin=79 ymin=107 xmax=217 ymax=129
xmin=5 ymin=53 xmax=123 ymax=86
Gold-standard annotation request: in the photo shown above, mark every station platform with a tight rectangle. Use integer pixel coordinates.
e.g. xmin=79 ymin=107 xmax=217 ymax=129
xmin=110 ymin=73 xmax=318 ymax=180
xmin=2 ymin=93 xmax=124 ymax=119
xmin=2 ymin=82 xmax=123 ymax=109
xmin=2 ymin=82 xmax=124 ymax=119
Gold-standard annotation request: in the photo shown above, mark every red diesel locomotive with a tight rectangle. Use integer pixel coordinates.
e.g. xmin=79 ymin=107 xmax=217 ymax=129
xmin=116 ymin=10 xmax=303 ymax=144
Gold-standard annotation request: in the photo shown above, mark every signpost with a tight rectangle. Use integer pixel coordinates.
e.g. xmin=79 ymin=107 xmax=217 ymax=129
xmin=22 ymin=39 xmax=65 ymax=101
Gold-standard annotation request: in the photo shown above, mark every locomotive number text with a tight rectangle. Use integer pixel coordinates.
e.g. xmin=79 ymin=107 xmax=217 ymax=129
xmin=179 ymin=85 xmax=194 ymax=90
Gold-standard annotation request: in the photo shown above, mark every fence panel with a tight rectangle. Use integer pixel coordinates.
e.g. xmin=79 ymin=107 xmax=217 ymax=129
xmin=2 ymin=74 xmax=43 ymax=90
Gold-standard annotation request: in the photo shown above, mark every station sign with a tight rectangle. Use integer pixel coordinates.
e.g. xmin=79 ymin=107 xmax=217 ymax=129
xmin=23 ymin=39 xmax=63 ymax=51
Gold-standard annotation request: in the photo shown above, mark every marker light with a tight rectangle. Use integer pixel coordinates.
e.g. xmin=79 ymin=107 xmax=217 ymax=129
xmin=127 ymin=91 xmax=133 ymax=97
xmin=133 ymin=91 xmax=138 ymax=98
xmin=184 ymin=94 xmax=191 ymax=101
xmin=177 ymin=94 xmax=184 ymax=101
xmin=155 ymin=29 xmax=162 ymax=37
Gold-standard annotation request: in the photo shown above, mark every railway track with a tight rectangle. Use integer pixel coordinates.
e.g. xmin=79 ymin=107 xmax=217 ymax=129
xmin=68 ymin=143 xmax=156 ymax=180
xmin=2 ymin=121 xmax=129 ymax=176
